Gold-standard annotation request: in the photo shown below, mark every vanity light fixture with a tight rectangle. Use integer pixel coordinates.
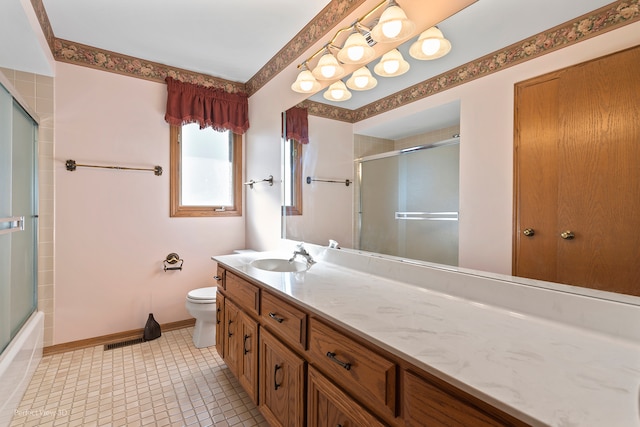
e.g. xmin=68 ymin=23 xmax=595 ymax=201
xmin=337 ymin=28 xmax=375 ymax=64
xmin=323 ymin=80 xmax=352 ymax=101
xmin=346 ymin=66 xmax=377 ymax=90
xmin=291 ymin=0 xmax=458 ymax=99
xmin=291 ymin=64 xmax=322 ymax=93
xmin=312 ymin=49 xmax=345 ymax=80
xmin=409 ymin=26 xmax=452 ymax=60
xmin=370 ymin=0 xmax=415 ymax=43
xmin=374 ymin=48 xmax=410 ymax=77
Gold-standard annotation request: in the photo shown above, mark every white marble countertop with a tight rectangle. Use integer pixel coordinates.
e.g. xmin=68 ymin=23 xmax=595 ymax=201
xmin=212 ymin=247 xmax=640 ymax=427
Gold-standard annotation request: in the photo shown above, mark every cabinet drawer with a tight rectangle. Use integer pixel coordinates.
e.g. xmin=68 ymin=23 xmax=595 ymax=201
xmin=261 ymin=292 xmax=307 ymax=351
xmin=225 ymin=272 xmax=260 ymax=316
xmin=308 ymin=318 xmax=396 ymax=420
xmin=403 ymin=370 xmax=519 ymax=427
xmin=214 ymin=266 xmax=225 ymax=289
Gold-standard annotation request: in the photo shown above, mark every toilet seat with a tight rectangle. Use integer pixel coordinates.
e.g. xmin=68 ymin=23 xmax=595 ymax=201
xmin=187 ymin=287 xmax=217 ymax=303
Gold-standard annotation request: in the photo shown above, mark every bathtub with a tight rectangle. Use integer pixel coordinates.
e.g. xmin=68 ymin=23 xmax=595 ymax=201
xmin=0 ymin=311 xmax=43 ymax=427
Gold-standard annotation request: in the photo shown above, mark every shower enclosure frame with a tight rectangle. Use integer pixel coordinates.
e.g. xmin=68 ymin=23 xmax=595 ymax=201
xmin=355 ymin=137 xmax=460 ymax=266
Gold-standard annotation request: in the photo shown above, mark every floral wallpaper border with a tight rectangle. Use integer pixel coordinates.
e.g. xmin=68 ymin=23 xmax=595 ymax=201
xmin=52 ymin=38 xmax=248 ymax=93
xmin=28 ymin=0 xmax=640 ymax=122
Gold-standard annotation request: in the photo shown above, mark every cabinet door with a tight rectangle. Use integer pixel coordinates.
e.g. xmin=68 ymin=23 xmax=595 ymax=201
xmin=308 ymin=366 xmax=385 ymax=427
xmin=238 ymin=314 xmax=259 ymax=404
xmin=215 ymin=292 xmax=225 ymax=358
xmin=259 ymin=329 xmax=305 ymax=427
xmin=223 ymin=299 xmax=241 ymax=376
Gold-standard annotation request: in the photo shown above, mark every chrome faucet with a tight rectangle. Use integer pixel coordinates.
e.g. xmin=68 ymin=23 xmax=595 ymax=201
xmin=289 ymin=243 xmax=315 ymax=265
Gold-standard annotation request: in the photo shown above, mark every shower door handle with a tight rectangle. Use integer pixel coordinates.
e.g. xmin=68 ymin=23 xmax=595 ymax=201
xmin=0 ymin=216 xmax=24 ymax=235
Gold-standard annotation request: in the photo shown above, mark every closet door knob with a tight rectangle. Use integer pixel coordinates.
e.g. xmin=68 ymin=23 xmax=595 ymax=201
xmin=560 ymin=230 xmax=575 ymax=240
xmin=523 ymin=228 xmax=535 ymax=236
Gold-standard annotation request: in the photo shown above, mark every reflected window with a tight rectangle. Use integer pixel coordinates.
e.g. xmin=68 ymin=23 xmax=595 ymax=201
xmin=283 ymin=138 xmax=302 ymax=215
xmin=170 ymin=124 xmax=242 ymax=217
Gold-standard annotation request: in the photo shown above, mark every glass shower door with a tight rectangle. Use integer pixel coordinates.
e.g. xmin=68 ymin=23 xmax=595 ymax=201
xmin=359 ymin=141 xmax=459 ymax=266
xmin=0 ymin=84 xmax=38 ymax=354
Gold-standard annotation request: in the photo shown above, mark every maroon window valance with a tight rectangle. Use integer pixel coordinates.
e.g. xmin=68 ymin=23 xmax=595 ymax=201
xmin=284 ymin=107 xmax=309 ymax=144
xmin=164 ymin=77 xmax=249 ymax=134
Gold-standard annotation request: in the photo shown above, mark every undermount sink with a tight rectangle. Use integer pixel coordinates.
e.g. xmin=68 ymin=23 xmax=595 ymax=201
xmin=250 ymin=258 xmax=309 ymax=272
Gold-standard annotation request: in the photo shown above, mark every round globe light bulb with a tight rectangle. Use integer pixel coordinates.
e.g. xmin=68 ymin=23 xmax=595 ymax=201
xmin=382 ymin=19 xmax=402 ymax=39
xmin=371 ymin=4 xmax=414 ymax=42
xmin=354 ymin=75 xmax=369 ymax=88
xmin=291 ymin=69 xmax=320 ymax=93
xmin=383 ymin=59 xmax=400 ymax=74
xmin=321 ymin=65 xmax=337 ymax=78
xmin=346 ymin=67 xmax=377 ymax=91
xmin=347 ymin=45 xmax=365 ymax=62
xmin=299 ymin=80 xmax=314 ymax=92
xmin=421 ymin=39 xmax=441 ymax=56
xmin=331 ymin=88 xmax=345 ymax=99
xmin=313 ymin=52 xmax=344 ymax=80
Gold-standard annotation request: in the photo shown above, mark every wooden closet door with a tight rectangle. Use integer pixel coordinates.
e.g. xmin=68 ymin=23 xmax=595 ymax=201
xmin=556 ymin=46 xmax=640 ymax=293
xmin=513 ymin=74 xmax=561 ymax=282
xmin=514 ymin=45 xmax=640 ymax=295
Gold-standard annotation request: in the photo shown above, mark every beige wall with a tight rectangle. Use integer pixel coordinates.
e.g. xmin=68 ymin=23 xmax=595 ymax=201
xmin=285 ymin=115 xmax=354 ymax=247
xmin=0 ymin=68 xmax=55 ymax=347
xmin=53 ymin=63 xmax=245 ymax=344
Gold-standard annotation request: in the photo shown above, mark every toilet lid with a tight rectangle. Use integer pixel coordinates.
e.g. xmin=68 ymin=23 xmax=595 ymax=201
xmin=187 ymin=287 xmax=217 ymax=301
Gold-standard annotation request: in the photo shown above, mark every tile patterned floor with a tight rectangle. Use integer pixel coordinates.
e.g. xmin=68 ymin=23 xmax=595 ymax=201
xmin=10 ymin=328 xmax=268 ymax=427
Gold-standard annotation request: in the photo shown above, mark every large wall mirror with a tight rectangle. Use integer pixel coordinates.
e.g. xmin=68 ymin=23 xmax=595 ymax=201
xmin=279 ymin=0 xmax=640 ymax=303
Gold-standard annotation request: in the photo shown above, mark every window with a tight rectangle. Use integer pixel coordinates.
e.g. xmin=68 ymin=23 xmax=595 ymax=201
xmin=283 ymin=138 xmax=302 ymax=216
xmin=170 ymin=123 xmax=242 ymax=217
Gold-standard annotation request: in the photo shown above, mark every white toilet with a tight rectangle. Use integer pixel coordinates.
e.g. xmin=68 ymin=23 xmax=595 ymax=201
xmin=185 ymin=287 xmax=217 ymax=348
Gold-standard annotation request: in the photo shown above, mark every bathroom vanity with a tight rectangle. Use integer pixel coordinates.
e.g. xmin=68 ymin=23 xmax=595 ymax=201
xmin=212 ymin=244 xmax=640 ymax=427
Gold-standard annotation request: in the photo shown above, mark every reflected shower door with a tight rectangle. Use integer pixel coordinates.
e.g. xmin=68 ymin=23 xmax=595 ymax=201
xmin=359 ymin=155 xmax=400 ymax=256
xmin=359 ymin=142 xmax=459 ymax=266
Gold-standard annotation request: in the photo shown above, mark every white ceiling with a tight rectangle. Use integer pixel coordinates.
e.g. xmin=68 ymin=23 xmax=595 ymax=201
xmin=41 ymin=0 xmax=332 ymax=83
xmin=0 ymin=0 xmax=616 ymax=138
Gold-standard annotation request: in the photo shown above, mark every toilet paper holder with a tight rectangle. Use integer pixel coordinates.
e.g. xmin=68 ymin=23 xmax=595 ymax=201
xmin=164 ymin=253 xmax=183 ymax=271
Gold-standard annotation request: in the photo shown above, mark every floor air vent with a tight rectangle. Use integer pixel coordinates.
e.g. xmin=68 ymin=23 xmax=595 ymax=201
xmin=104 ymin=338 xmax=144 ymax=351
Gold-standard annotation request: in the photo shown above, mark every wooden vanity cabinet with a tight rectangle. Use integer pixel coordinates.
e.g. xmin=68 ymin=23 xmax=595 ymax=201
xmin=223 ymin=298 xmax=259 ymax=404
xmin=215 ymin=265 xmax=530 ymax=427
xmin=259 ymin=328 xmax=306 ymax=427
xmin=308 ymin=366 xmax=386 ymax=427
